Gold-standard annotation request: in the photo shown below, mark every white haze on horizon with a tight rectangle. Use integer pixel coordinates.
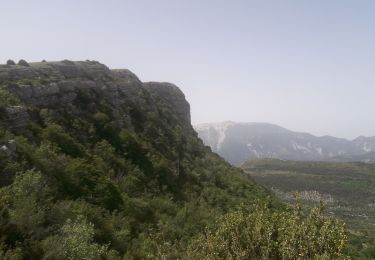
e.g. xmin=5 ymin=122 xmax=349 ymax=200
xmin=1 ymin=0 xmax=375 ymax=139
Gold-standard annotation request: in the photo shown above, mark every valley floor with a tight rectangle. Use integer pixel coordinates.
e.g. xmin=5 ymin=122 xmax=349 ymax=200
xmin=242 ymin=159 xmax=375 ymax=259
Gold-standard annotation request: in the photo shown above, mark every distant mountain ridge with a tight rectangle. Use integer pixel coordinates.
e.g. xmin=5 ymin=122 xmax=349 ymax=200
xmin=195 ymin=121 xmax=375 ymax=165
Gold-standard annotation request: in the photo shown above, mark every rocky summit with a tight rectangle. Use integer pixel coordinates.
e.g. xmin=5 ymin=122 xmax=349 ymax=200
xmin=0 ymin=60 xmax=190 ymax=135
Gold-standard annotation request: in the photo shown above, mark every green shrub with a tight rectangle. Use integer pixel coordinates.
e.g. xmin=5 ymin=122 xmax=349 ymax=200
xmin=187 ymin=202 xmax=348 ymax=260
xmin=6 ymin=60 xmax=16 ymax=66
xmin=0 ymin=170 xmax=52 ymax=239
xmin=42 ymin=124 xmax=84 ymax=157
xmin=17 ymin=60 xmax=29 ymax=67
xmin=0 ymin=89 xmax=21 ymax=107
xmin=42 ymin=215 xmax=109 ymax=260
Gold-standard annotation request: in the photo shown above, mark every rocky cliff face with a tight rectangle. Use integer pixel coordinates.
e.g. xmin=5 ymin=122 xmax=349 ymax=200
xmin=144 ymin=82 xmax=191 ymax=123
xmin=0 ymin=60 xmax=191 ymax=133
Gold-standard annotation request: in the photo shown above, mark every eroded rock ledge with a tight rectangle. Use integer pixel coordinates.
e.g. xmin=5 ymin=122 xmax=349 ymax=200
xmin=0 ymin=60 xmax=191 ymax=132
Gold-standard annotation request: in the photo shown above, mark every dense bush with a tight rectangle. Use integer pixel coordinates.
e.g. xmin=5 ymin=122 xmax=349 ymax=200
xmin=17 ymin=60 xmax=29 ymax=67
xmin=42 ymin=124 xmax=84 ymax=157
xmin=187 ymin=202 xmax=348 ymax=260
xmin=6 ymin=60 xmax=16 ymax=66
xmin=42 ymin=215 xmax=109 ymax=260
xmin=0 ymin=89 xmax=21 ymax=108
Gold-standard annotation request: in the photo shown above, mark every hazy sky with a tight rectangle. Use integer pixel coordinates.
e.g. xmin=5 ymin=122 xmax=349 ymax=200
xmin=1 ymin=0 xmax=375 ymax=139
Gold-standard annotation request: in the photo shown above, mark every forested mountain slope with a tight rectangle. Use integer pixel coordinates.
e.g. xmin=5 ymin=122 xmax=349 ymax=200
xmin=0 ymin=60 xmax=347 ymax=259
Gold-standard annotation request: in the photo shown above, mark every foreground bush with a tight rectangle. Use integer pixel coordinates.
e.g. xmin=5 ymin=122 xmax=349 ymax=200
xmin=187 ymin=202 xmax=348 ymax=260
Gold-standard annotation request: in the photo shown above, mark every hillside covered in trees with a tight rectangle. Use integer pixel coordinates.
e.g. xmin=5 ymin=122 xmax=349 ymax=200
xmin=0 ymin=60 xmax=348 ymax=259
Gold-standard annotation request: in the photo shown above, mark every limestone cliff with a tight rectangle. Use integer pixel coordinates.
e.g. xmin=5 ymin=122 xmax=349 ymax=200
xmin=0 ymin=60 xmax=191 ymax=133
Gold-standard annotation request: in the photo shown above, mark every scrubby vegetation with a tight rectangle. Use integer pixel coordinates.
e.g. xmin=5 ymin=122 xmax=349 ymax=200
xmin=0 ymin=61 xmax=349 ymax=259
xmin=0 ymin=89 xmax=21 ymax=108
xmin=188 ymin=202 xmax=347 ymax=260
xmin=17 ymin=59 xmax=30 ymax=67
xmin=6 ymin=60 xmax=15 ymax=66
xmin=0 ymin=122 xmax=272 ymax=259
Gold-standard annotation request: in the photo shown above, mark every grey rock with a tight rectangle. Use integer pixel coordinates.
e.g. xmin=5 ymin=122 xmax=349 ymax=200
xmin=0 ymin=140 xmax=16 ymax=156
xmin=144 ymin=82 xmax=191 ymax=124
xmin=4 ymin=106 xmax=29 ymax=132
xmin=1 ymin=66 xmax=38 ymax=81
xmin=0 ymin=60 xmax=190 ymax=134
xmin=57 ymin=80 xmax=77 ymax=92
xmin=0 ymin=145 xmax=11 ymax=156
xmin=6 ymin=140 xmax=16 ymax=152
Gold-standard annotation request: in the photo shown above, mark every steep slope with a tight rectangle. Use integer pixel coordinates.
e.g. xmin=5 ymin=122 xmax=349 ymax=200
xmin=0 ymin=60 xmax=270 ymax=258
xmin=0 ymin=60 xmax=347 ymax=259
xmin=195 ymin=122 xmax=375 ymax=165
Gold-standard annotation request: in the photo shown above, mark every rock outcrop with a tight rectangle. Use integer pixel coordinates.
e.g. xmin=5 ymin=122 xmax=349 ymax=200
xmin=0 ymin=60 xmax=191 ymax=133
xmin=3 ymin=106 xmax=29 ymax=132
xmin=0 ymin=60 xmax=111 ymax=83
xmin=0 ymin=140 xmax=16 ymax=157
xmin=144 ymin=82 xmax=191 ymax=124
